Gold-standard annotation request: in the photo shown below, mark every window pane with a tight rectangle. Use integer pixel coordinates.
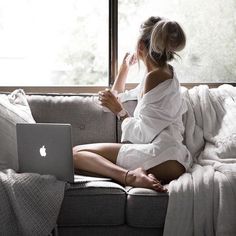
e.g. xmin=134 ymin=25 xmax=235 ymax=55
xmin=0 ymin=0 xmax=108 ymax=86
xmin=118 ymin=0 xmax=236 ymax=83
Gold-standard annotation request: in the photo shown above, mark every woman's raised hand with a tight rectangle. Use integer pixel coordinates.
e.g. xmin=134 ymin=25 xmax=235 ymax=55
xmin=111 ymin=52 xmax=137 ymax=93
xmin=98 ymin=89 xmax=123 ymax=114
xmin=122 ymin=52 xmax=137 ymax=69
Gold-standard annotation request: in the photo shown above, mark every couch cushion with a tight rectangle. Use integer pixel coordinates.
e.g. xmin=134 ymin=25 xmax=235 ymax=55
xmin=27 ymin=95 xmax=117 ymax=145
xmin=126 ymin=187 xmax=168 ymax=228
xmin=57 ymin=181 xmax=126 ymax=226
xmin=0 ymin=89 xmax=36 ymax=171
xmin=58 ymin=225 xmax=164 ymax=236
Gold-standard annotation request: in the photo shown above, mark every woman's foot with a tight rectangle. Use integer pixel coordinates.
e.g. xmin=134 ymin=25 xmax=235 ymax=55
xmin=125 ymin=168 xmax=167 ymax=192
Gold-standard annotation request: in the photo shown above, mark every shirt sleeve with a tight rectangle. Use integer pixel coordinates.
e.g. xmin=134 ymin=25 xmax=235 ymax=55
xmin=117 ymin=83 xmax=141 ymax=103
xmin=121 ymin=106 xmax=173 ymax=144
xmin=120 ymin=80 xmax=187 ymax=144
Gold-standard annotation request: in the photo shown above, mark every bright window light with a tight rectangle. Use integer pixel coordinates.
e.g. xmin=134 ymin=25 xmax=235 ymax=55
xmin=0 ymin=0 xmax=108 ymax=86
xmin=118 ymin=0 xmax=236 ymax=83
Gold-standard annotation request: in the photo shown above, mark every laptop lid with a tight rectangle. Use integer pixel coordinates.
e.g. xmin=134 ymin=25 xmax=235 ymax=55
xmin=16 ymin=123 xmax=74 ymax=182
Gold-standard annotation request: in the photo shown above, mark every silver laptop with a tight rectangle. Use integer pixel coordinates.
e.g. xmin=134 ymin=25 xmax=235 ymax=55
xmin=16 ymin=123 xmax=110 ymax=183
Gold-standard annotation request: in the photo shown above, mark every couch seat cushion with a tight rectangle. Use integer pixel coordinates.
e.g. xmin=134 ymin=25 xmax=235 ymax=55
xmin=126 ymin=187 xmax=168 ymax=228
xmin=57 ymin=181 xmax=126 ymax=226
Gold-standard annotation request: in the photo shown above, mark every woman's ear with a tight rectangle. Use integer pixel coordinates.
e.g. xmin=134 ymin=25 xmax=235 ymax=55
xmin=137 ymin=41 xmax=146 ymax=59
xmin=138 ymin=41 xmax=145 ymax=51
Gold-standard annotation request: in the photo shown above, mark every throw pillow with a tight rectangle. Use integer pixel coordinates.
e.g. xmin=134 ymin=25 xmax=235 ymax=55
xmin=0 ymin=89 xmax=36 ymax=171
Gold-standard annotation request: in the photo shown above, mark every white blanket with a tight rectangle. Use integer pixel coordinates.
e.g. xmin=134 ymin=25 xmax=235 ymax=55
xmin=164 ymin=85 xmax=236 ymax=236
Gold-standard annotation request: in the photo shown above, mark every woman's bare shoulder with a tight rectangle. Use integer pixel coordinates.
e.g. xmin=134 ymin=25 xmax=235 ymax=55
xmin=143 ymin=68 xmax=173 ymax=94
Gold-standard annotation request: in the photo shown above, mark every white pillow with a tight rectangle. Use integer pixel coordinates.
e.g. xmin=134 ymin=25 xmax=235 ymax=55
xmin=0 ymin=89 xmax=35 ymax=171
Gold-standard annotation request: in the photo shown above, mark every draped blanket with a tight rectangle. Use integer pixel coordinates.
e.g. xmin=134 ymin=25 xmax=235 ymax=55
xmin=163 ymin=85 xmax=236 ymax=236
xmin=0 ymin=169 xmax=65 ymax=236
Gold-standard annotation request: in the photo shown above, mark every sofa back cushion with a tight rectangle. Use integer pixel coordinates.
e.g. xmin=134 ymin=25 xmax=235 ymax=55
xmin=27 ymin=95 xmax=117 ymax=145
xmin=0 ymin=89 xmax=36 ymax=171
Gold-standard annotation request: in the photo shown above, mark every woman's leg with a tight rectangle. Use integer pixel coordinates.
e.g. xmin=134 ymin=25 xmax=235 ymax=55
xmin=73 ymin=143 xmax=167 ymax=192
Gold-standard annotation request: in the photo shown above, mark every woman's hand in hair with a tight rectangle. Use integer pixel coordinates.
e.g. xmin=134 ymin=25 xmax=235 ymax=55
xmin=98 ymin=89 xmax=123 ymax=114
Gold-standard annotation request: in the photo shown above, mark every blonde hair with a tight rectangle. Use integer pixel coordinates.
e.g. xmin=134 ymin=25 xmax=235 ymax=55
xmin=138 ymin=16 xmax=186 ymax=67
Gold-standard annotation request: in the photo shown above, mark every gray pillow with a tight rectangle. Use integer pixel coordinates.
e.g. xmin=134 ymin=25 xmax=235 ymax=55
xmin=0 ymin=89 xmax=35 ymax=171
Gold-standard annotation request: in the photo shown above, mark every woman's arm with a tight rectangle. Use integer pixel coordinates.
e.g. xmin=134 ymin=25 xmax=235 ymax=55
xmin=111 ymin=53 xmax=137 ymax=93
xmin=98 ymin=53 xmax=137 ymax=115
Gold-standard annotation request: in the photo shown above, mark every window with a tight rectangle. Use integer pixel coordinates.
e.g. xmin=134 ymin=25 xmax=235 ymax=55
xmin=0 ymin=0 xmax=108 ymax=86
xmin=118 ymin=0 xmax=236 ymax=83
xmin=0 ymin=0 xmax=235 ymax=91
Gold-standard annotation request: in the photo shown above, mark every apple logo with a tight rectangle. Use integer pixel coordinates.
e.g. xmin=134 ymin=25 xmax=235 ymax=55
xmin=39 ymin=145 xmax=47 ymax=157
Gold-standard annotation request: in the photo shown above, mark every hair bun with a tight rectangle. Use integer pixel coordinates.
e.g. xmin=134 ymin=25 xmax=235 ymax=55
xmin=150 ymin=19 xmax=186 ymax=54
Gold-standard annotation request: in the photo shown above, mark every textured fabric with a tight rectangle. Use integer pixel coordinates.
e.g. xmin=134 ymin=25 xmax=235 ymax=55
xmin=27 ymin=95 xmax=117 ymax=145
xmin=120 ymin=71 xmax=187 ymax=143
xmin=0 ymin=169 xmax=65 ymax=236
xmin=164 ymin=85 xmax=236 ymax=236
xmin=126 ymin=187 xmax=168 ymax=228
xmin=0 ymin=89 xmax=35 ymax=171
xmin=58 ymin=181 xmax=126 ymax=226
xmin=117 ymin=139 xmax=191 ymax=171
xmin=118 ymin=83 xmax=141 ymax=103
xmin=116 ymin=72 xmax=192 ymax=171
xmin=58 ymin=225 xmax=164 ymax=236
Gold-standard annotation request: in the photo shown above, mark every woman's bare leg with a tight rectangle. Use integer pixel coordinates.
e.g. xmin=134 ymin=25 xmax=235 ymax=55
xmin=73 ymin=143 xmax=166 ymax=192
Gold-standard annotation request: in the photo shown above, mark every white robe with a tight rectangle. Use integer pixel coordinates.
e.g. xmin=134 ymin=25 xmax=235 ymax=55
xmin=116 ymin=71 xmax=192 ymax=171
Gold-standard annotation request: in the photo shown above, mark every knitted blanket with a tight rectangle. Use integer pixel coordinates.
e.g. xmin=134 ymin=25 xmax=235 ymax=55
xmin=164 ymin=85 xmax=236 ymax=236
xmin=0 ymin=169 xmax=65 ymax=236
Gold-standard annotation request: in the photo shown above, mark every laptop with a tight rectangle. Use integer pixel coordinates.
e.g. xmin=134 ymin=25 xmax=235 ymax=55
xmin=16 ymin=123 xmax=110 ymax=183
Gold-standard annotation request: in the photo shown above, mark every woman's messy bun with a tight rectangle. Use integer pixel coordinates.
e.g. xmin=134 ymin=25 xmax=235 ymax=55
xmin=138 ymin=16 xmax=186 ymax=67
xmin=150 ymin=20 xmax=186 ymax=54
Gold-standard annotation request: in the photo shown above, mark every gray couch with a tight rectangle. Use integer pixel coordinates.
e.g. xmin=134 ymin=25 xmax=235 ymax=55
xmin=27 ymin=94 xmax=169 ymax=236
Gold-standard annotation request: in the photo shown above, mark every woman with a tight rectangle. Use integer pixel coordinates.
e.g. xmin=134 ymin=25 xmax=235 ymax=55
xmin=73 ymin=16 xmax=192 ymax=192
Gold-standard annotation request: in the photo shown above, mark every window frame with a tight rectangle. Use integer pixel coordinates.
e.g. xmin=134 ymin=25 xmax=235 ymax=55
xmin=109 ymin=0 xmax=118 ymax=88
xmin=0 ymin=0 xmax=235 ymax=94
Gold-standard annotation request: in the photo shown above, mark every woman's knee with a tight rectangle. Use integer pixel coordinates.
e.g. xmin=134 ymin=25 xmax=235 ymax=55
xmin=72 ymin=146 xmax=77 ymax=156
xmin=72 ymin=147 xmax=81 ymax=163
xmin=73 ymin=144 xmax=90 ymax=155
xmin=72 ymin=146 xmax=87 ymax=163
